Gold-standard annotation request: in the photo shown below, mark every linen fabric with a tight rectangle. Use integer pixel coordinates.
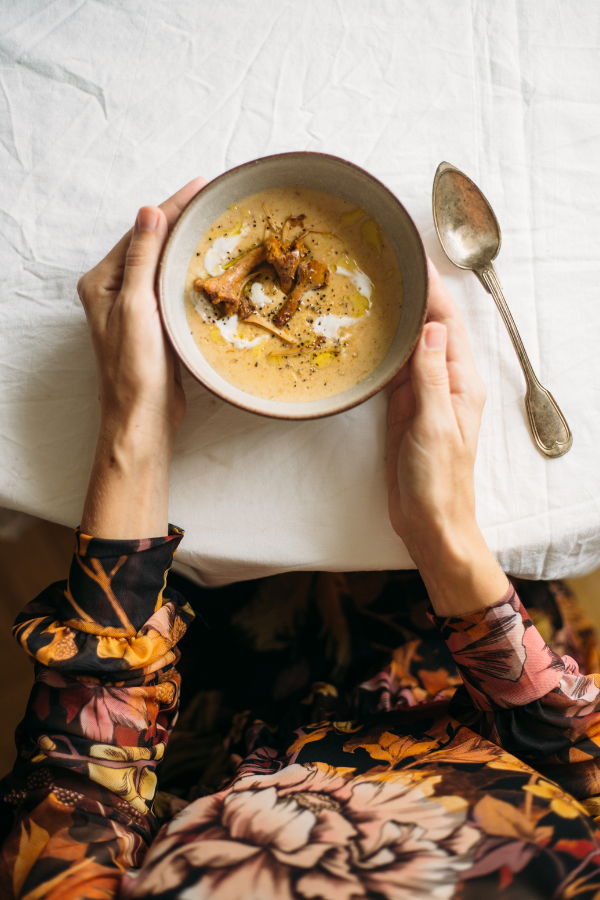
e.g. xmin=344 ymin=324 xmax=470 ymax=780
xmin=1 ymin=1 xmax=600 ymax=582
xmin=3 ymin=533 xmax=600 ymax=898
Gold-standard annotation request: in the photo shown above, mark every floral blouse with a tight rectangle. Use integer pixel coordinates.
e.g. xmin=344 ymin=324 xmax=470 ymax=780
xmin=2 ymin=531 xmax=600 ymax=900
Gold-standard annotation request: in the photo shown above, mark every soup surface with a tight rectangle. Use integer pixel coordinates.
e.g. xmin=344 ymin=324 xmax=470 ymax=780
xmin=184 ymin=187 xmax=403 ymax=402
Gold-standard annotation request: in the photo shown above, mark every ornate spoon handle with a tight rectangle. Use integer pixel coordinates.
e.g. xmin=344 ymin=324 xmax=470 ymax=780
xmin=476 ymin=264 xmax=573 ymax=458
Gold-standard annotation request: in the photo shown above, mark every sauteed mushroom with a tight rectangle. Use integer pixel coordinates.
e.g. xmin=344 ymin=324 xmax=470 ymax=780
xmin=272 ymin=258 xmax=330 ymax=328
xmin=194 ymin=245 xmax=266 ymax=317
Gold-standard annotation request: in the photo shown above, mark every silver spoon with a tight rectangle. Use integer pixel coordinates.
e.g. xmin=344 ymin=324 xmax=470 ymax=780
xmin=432 ymin=161 xmax=572 ymax=459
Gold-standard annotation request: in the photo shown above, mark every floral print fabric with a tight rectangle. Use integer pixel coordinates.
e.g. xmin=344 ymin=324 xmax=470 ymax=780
xmin=2 ymin=540 xmax=600 ymax=899
xmin=0 ymin=527 xmax=194 ymax=899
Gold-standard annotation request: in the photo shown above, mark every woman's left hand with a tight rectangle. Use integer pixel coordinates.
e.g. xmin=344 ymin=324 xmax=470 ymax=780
xmin=386 ymin=260 xmax=508 ymax=616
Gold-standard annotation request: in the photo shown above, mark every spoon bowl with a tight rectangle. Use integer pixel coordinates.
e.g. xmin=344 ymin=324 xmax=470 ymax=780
xmin=433 ymin=162 xmax=501 ymax=271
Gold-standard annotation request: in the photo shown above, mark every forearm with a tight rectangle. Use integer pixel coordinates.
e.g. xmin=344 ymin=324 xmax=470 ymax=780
xmin=81 ymin=410 xmax=173 ymax=540
xmin=410 ymin=520 xmax=509 ymax=618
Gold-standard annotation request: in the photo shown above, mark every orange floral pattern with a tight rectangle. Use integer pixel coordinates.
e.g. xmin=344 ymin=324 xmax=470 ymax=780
xmin=0 ymin=527 xmax=194 ymax=898
xmin=3 ymin=547 xmax=600 ymax=898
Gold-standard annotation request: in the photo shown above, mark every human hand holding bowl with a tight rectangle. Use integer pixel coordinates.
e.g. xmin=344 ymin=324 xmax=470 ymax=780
xmin=77 ymin=177 xmax=206 ymax=539
xmin=387 ymin=260 xmax=508 ymax=616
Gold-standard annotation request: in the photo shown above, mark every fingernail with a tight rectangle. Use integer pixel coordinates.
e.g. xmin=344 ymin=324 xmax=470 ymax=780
xmin=424 ymin=323 xmax=446 ymax=349
xmin=135 ymin=207 xmax=159 ymax=231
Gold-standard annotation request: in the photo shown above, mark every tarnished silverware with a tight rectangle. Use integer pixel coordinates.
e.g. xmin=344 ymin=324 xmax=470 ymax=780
xmin=432 ymin=161 xmax=572 ymax=459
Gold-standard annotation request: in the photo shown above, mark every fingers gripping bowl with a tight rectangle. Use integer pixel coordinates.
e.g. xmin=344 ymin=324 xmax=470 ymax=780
xmin=158 ymin=153 xmax=428 ymax=420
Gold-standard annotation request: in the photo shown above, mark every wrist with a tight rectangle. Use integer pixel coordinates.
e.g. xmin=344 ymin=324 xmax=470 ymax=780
xmin=81 ymin=411 xmax=174 ymax=540
xmin=409 ymin=521 xmax=509 ymax=617
xmin=98 ymin=405 xmax=175 ymax=465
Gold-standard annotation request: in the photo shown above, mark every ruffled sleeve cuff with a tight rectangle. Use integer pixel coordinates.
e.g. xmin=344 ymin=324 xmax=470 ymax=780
xmin=62 ymin=525 xmax=185 ymax=633
xmin=429 ymin=584 xmax=565 ymax=711
xmin=13 ymin=525 xmax=194 ymax=679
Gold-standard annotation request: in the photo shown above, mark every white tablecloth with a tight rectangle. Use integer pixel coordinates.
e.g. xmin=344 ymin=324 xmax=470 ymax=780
xmin=1 ymin=0 xmax=599 ymax=585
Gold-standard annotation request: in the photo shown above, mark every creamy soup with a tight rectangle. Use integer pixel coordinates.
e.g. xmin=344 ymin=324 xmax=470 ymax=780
xmin=184 ymin=187 xmax=402 ymax=402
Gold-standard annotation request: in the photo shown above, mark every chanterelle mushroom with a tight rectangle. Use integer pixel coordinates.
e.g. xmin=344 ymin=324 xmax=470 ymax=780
xmin=194 ymin=245 xmax=266 ymax=317
xmin=264 ymin=233 xmax=309 ymax=294
xmin=264 ymin=215 xmax=310 ymax=294
xmin=272 ymin=258 xmax=330 ymax=327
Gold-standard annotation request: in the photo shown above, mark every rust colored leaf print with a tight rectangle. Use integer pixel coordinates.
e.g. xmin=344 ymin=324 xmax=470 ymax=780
xmin=473 ymin=795 xmax=553 ymax=844
xmin=287 ymin=726 xmax=331 ymax=755
xmin=409 ymin=732 xmax=532 ymax=773
xmin=389 ymin=640 xmax=422 ymax=685
xmin=82 ymin=556 xmax=135 ymax=635
xmin=554 ymin=838 xmax=599 ymax=859
xmin=13 ymin=820 xmax=50 ymax=896
xmin=417 ymin=666 xmax=461 ymax=697
xmin=344 ymin=731 xmax=439 ymax=766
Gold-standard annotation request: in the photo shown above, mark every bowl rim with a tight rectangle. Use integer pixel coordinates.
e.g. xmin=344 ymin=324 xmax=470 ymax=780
xmin=157 ymin=150 xmax=428 ymax=420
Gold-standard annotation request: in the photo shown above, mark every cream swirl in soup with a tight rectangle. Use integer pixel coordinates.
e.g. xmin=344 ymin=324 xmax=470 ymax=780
xmin=184 ymin=188 xmax=402 ymax=402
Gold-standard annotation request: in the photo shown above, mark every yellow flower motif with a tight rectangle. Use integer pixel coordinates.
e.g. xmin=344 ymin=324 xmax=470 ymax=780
xmin=579 ymin=795 xmax=600 ymax=819
xmin=88 ymin=762 xmax=143 ymax=810
xmin=139 ymin=767 xmax=157 ymax=802
xmin=89 ymin=743 xmax=158 ymax=762
xmin=523 ymin=781 xmax=588 ymax=819
xmin=30 ymin=751 xmax=47 ymax=765
xmin=96 ymin=633 xmax=162 ymax=666
xmin=333 ymin=721 xmax=362 ymax=734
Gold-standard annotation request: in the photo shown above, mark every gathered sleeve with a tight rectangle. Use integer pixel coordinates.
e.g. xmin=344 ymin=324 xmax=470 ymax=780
xmin=432 ymin=584 xmax=600 ymax=809
xmin=0 ymin=527 xmax=194 ymax=900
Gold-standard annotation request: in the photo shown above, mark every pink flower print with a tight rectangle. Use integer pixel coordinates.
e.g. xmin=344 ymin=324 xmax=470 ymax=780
xmin=79 ymin=684 xmax=149 ymax=744
xmin=123 ymin=763 xmax=480 ymax=900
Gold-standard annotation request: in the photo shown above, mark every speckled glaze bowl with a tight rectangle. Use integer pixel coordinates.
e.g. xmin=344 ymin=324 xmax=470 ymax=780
xmin=158 ymin=152 xmax=428 ymax=420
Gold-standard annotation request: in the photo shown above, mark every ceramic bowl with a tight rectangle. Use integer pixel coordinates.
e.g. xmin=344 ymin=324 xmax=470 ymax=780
xmin=158 ymin=152 xmax=428 ymax=419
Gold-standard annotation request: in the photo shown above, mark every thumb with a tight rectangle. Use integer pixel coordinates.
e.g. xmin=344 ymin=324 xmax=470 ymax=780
xmin=410 ymin=322 xmax=452 ymax=416
xmin=122 ymin=206 xmax=168 ymax=295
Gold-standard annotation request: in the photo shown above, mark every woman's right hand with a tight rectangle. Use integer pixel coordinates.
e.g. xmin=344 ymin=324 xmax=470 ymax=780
xmin=386 ymin=260 xmax=508 ymax=616
xmin=78 ymin=177 xmax=207 ymax=444
xmin=78 ymin=177 xmax=206 ymax=540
